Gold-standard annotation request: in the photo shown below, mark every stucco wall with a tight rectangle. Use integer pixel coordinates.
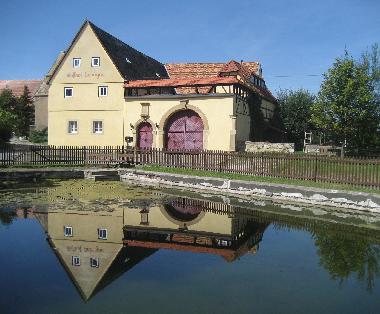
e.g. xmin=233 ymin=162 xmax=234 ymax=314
xmin=124 ymin=95 xmax=236 ymax=151
xmin=234 ymin=96 xmax=251 ymax=151
xmin=34 ymin=96 xmax=48 ymax=130
xmin=48 ymin=23 xmax=125 ymax=146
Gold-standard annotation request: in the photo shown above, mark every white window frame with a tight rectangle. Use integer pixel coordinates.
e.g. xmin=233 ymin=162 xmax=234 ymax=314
xmin=91 ymin=57 xmax=100 ymax=67
xmin=98 ymin=228 xmax=107 ymax=240
xmin=64 ymin=226 xmax=73 ymax=237
xmin=68 ymin=121 xmax=78 ymax=134
xmin=92 ymin=121 xmax=103 ymax=134
xmin=73 ymin=58 xmax=81 ymax=68
xmin=64 ymin=87 xmax=73 ymax=98
xmin=90 ymin=257 xmax=99 ymax=268
xmin=98 ymin=86 xmax=108 ymax=97
xmin=72 ymin=256 xmax=80 ymax=266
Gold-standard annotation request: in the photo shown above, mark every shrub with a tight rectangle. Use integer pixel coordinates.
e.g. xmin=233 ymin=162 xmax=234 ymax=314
xmin=29 ymin=128 xmax=48 ymax=143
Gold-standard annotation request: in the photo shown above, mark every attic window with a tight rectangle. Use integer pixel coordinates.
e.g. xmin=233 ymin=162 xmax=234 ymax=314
xmin=73 ymin=58 xmax=81 ymax=68
xmin=126 ymin=57 xmax=132 ymax=63
xmin=92 ymin=57 xmax=100 ymax=67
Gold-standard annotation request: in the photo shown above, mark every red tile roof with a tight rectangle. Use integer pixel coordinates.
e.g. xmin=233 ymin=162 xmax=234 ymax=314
xmin=0 ymin=80 xmax=42 ymax=97
xmin=165 ymin=61 xmax=260 ymax=79
xmin=125 ymin=59 xmax=277 ymax=103
xmin=125 ymin=76 xmax=238 ymax=88
xmin=124 ymin=239 xmax=241 ymax=262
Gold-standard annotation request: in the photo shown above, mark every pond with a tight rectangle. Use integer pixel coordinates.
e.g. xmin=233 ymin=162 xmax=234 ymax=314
xmin=0 ymin=180 xmax=380 ymax=314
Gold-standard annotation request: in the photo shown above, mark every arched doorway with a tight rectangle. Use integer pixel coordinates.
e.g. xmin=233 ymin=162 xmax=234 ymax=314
xmin=137 ymin=122 xmax=153 ymax=149
xmin=165 ymin=109 xmax=204 ymax=150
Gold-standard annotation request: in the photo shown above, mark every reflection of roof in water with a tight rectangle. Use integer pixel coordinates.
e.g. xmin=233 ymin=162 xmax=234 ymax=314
xmin=124 ymin=219 xmax=268 ymax=262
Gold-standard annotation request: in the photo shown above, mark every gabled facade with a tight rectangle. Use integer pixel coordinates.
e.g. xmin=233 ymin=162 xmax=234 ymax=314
xmin=48 ymin=20 xmax=281 ymax=150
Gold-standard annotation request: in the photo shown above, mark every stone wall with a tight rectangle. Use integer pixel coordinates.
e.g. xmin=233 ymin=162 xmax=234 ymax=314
xmin=245 ymin=141 xmax=294 ymax=153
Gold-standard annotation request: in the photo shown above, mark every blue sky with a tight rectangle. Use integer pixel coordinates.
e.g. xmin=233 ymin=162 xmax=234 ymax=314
xmin=0 ymin=0 xmax=379 ymax=94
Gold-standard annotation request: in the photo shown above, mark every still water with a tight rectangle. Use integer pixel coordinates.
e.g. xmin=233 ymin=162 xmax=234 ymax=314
xmin=0 ymin=180 xmax=380 ymax=314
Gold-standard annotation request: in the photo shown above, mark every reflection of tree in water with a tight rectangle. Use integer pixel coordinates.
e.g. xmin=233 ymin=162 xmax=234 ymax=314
xmin=0 ymin=210 xmax=17 ymax=225
xmin=313 ymin=231 xmax=380 ymax=292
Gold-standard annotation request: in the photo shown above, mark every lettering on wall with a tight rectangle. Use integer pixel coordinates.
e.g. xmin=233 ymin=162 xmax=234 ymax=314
xmin=66 ymin=245 xmax=104 ymax=253
xmin=66 ymin=72 xmax=104 ymax=79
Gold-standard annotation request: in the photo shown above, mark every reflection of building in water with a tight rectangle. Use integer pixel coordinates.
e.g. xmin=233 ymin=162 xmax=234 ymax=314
xmin=34 ymin=197 xmax=268 ymax=301
xmin=35 ymin=208 xmax=155 ymax=301
xmin=124 ymin=198 xmax=269 ymax=262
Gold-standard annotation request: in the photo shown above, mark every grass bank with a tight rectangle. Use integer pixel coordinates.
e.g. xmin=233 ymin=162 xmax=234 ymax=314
xmin=139 ymin=165 xmax=380 ymax=195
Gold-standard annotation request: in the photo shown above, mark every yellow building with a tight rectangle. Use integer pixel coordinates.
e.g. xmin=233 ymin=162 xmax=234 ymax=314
xmin=48 ymin=20 xmax=281 ymax=151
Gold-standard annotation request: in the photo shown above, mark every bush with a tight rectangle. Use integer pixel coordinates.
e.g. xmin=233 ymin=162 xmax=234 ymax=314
xmin=29 ymin=128 xmax=48 ymax=143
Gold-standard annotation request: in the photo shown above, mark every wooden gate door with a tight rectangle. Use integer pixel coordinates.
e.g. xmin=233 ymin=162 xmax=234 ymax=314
xmin=137 ymin=122 xmax=153 ymax=149
xmin=165 ymin=110 xmax=204 ymax=150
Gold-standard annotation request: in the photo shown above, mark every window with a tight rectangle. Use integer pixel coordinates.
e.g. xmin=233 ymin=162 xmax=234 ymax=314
xmin=140 ymin=209 xmax=149 ymax=225
xmin=68 ymin=121 xmax=78 ymax=134
xmin=90 ymin=258 xmax=99 ymax=268
xmin=73 ymin=58 xmax=81 ymax=68
xmin=64 ymin=226 xmax=73 ymax=237
xmin=72 ymin=256 xmax=80 ymax=266
xmin=91 ymin=57 xmax=100 ymax=67
xmin=98 ymin=86 xmax=108 ymax=97
xmin=64 ymin=87 xmax=73 ymax=98
xmin=93 ymin=121 xmax=103 ymax=134
xmin=98 ymin=228 xmax=107 ymax=240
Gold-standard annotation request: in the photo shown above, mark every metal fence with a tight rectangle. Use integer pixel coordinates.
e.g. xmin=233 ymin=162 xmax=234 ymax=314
xmin=1 ymin=144 xmax=380 ymax=189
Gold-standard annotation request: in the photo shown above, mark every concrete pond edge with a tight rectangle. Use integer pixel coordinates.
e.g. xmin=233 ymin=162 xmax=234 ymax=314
xmin=118 ymin=169 xmax=380 ymax=214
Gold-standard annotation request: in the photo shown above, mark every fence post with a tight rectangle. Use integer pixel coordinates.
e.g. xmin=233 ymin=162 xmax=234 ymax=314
xmin=314 ymin=153 xmax=318 ymax=182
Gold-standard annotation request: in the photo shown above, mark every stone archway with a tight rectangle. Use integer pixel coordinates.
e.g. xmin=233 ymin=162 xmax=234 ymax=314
xmin=164 ymin=109 xmax=204 ymax=150
xmin=158 ymin=104 xmax=209 ymax=149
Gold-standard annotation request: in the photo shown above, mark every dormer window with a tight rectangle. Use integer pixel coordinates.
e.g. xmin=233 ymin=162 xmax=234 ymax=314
xmin=92 ymin=57 xmax=100 ymax=67
xmin=73 ymin=58 xmax=81 ymax=68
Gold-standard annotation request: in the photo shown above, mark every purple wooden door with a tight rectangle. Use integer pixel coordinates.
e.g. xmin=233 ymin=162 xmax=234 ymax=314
xmin=137 ymin=122 xmax=153 ymax=149
xmin=165 ymin=110 xmax=204 ymax=150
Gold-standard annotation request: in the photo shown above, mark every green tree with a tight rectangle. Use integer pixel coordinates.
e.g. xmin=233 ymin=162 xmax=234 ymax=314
xmin=0 ymin=89 xmax=17 ymax=112
xmin=361 ymin=43 xmax=380 ymax=103
xmin=0 ymin=109 xmax=16 ymax=142
xmin=311 ymin=51 xmax=380 ymax=149
xmin=14 ymin=86 xmax=34 ymax=136
xmin=276 ymin=89 xmax=315 ymax=150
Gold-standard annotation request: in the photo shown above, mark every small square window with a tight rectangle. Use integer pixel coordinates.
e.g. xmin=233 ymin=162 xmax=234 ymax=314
xmin=64 ymin=226 xmax=73 ymax=237
xmin=68 ymin=121 xmax=78 ymax=134
xmin=73 ymin=58 xmax=81 ymax=68
xmin=64 ymin=87 xmax=73 ymax=98
xmin=92 ymin=57 xmax=100 ymax=67
xmin=72 ymin=256 xmax=80 ymax=266
xmin=90 ymin=258 xmax=99 ymax=268
xmin=93 ymin=121 xmax=103 ymax=134
xmin=98 ymin=228 xmax=107 ymax=240
xmin=98 ymin=86 xmax=108 ymax=97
